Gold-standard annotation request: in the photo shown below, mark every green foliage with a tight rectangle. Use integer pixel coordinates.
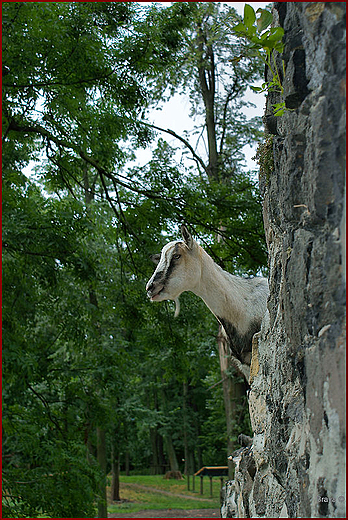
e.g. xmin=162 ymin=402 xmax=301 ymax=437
xmin=2 ymin=3 xmax=268 ymax=516
xmin=2 ymin=1 xmax=150 ymax=177
xmin=2 ymin=170 xmax=129 ymax=517
xmin=124 ymin=139 xmax=267 ymax=275
xmin=229 ymin=4 xmax=287 ymax=116
xmin=199 ymin=374 xmax=229 ymax=465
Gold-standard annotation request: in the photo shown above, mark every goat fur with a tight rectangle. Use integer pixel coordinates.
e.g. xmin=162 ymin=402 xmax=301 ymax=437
xmin=146 ymin=226 xmax=269 ymax=372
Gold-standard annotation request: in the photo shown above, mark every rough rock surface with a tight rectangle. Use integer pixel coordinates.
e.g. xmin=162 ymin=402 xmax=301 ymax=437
xmin=221 ymin=3 xmax=346 ymax=518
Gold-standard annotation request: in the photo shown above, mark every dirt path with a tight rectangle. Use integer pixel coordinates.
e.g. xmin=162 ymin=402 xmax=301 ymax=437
xmin=108 ymin=508 xmax=220 ymax=518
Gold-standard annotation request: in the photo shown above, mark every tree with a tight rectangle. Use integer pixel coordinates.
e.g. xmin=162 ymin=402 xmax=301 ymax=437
xmin=2 ymin=169 xmax=99 ymax=517
xmin=3 ymin=3 xmax=268 ymax=516
xmin=2 ymin=4 xmax=158 ymax=514
xmin=131 ymin=2 xmax=265 ymax=465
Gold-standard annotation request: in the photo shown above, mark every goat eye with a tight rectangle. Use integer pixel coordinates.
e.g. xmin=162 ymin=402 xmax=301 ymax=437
xmin=173 ymin=254 xmax=181 ymax=260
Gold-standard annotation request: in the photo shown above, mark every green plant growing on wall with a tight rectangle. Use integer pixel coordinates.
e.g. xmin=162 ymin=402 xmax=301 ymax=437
xmin=253 ymin=134 xmax=274 ymax=182
xmin=228 ymin=4 xmax=286 ymax=116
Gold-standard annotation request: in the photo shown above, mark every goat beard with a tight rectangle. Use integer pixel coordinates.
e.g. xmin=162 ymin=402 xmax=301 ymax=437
xmin=174 ymin=298 xmax=180 ymax=318
xmin=150 ymin=293 xmax=180 ymax=318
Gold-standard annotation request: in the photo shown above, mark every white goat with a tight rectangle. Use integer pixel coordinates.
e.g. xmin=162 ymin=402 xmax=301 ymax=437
xmin=146 ymin=226 xmax=269 ymax=374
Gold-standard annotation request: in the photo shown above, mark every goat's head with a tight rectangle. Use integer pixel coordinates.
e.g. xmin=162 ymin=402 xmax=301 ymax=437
xmin=146 ymin=226 xmax=201 ymax=309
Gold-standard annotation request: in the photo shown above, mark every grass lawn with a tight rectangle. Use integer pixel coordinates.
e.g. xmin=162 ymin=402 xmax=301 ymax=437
xmin=107 ymin=474 xmax=222 ymax=515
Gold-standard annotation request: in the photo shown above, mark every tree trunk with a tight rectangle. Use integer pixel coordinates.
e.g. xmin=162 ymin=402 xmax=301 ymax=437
xmin=150 ymin=427 xmax=159 ymax=474
xmin=188 ymin=450 xmax=195 ymax=476
xmin=165 ymin=434 xmax=179 ymax=473
xmin=125 ymin=451 xmax=130 ymax=476
xmin=192 ymin=400 xmax=203 ymax=471
xmin=195 ymin=24 xmax=249 ymax=478
xmin=150 ymin=388 xmax=166 ymax=475
xmin=97 ymin=427 xmax=108 ymax=518
xmin=183 ymin=381 xmax=189 ymax=476
xmin=157 ymin=432 xmax=166 ymax=473
xmin=161 ymin=385 xmax=180 ymax=473
xmin=150 ymin=427 xmax=166 ymax=474
xmin=196 ymin=27 xmax=219 ymax=179
xmin=182 ymin=382 xmax=196 ymax=476
xmin=111 ymin=444 xmax=121 ymax=502
xmin=83 ymin=169 xmax=108 ymax=517
xmin=218 ymin=327 xmax=246 ymax=478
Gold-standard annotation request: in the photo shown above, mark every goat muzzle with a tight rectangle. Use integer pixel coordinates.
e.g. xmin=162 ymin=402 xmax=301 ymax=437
xmin=146 ymin=281 xmax=165 ymax=300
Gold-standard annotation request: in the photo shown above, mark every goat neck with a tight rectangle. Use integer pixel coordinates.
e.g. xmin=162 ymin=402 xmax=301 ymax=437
xmin=192 ymin=246 xmax=245 ymax=331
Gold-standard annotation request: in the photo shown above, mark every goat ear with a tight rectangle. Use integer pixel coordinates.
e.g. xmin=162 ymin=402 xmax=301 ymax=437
xmin=181 ymin=225 xmax=194 ymax=249
xmin=150 ymin=254 xmax=161 ymax=265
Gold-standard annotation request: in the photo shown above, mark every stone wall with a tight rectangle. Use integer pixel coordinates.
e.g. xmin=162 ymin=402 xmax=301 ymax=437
xmin=221 ymin=3 xmax=346 ymax=517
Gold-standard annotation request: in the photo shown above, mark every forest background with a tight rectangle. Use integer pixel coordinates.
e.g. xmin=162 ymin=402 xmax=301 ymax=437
xmin=3 ymin=2 xmax=269 ymax=517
